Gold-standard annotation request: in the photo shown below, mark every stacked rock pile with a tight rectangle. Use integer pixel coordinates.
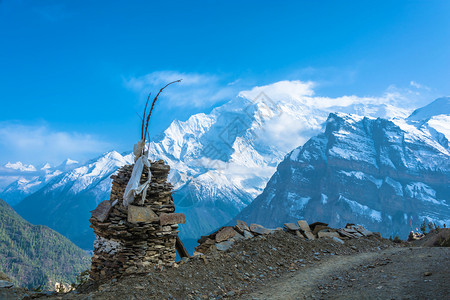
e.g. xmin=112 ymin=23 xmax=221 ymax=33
xmin=89 ymin=160 xmax=186 ymax=280
xmin=195 ymin=220 xmax=378 ymax=254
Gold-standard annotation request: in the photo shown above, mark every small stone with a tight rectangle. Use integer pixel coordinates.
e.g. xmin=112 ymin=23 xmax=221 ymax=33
xmin=216 ymin=240 xmax=234 ymax=251
xmin=127 ymin=205 xmax=159 ymax=223
xmin=297 ymin=220 xmax=311 ymax=232
xmin=236 ymin=220 xmax=250 ymax=232
xmin=90 ymin=200 xmax=113 ymax=222
xmin=0 ymin=280 xmax=13 ymax=288
xmin=332 ymin=236 xmax=345 ymax=244
xmin=160 ymin=213 xmax=186 ymax=225
xmin=216 ymin=227 xmax=238 ymax=242
xmin=249 ymin=224 xmax=273 ymax=235
xmin=243 ymin=230 xmax=254 ymax=239
xmin=424 ymin=272 xmax=432 ymax=276
xmin=318 ymin=231 xmax=340 ymax=239
xmin=225 ymin=290 xmax=236 ymax=297
xmin=284 ymin=223 xmax=300 ymax=231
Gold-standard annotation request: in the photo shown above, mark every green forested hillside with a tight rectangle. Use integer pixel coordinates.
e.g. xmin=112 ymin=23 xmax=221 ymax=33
xmin=0 ymin=198 xmax=90 ymax=290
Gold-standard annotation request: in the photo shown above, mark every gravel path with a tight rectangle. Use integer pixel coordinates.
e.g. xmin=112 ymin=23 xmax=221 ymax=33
xmin=242 ymin=247 xmax=450 ymax=300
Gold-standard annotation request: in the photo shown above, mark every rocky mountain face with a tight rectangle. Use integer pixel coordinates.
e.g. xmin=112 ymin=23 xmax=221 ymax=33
xmin=0 ymin=198 xmax=90 ymax=290
xmin=5 ymin=81 xmax=417 ymax=248
xmin=235 ymin=98 xmax=450 ymax=238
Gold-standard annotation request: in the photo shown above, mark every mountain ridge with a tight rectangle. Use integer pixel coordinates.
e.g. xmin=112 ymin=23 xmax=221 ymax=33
xmin=5 ymin=82 xmax=446 ymax=249
xmin=0 ymin=198 xmax=90 ymax=290
xmin=233 ymin=110 xmax=450 ymax=238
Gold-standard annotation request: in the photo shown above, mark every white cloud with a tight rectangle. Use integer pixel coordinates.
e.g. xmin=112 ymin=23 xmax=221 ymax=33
xmin=0 ymin=122 xmax=112 ymax=165
xmin=124 ymin=71 xmax=241 ymax=108
xmin=239 ymin=80 xmax=315 ymax=101
xmin=410 ymin=81 xmax=430 ymax=91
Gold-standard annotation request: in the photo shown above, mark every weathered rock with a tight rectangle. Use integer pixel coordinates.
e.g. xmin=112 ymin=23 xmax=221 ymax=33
xmin=216 ymin=240 xmax=234 ymax=251
xmin=313 ymin=225 xmax=331 ymax=235
xmin=0 ymin=272 xmax=10 ymax=282
xmin=0 ymin=281 xmax=13 ymax=288
xmin=297 ymin=220 xmax=312 ymax=233
xmin=355 ymin=225 xmax=373 ymax=236
xmin=303 ymin=231 xmax=316 ymax=240
xmin=310 ymin=222 xmax=328 ymax=231
xmin=284 ymin=223 xmax=300 ymax=231
xmin=160 ymin=213 xmax=186 ymax=225
xmin=337 ymin=229 xmax=358 ymax=239
xmin=91 ymin=200 xmax=113 ymax=222
xmin=216 ymin=227 xmax=238 ymax=243
xmin=231 ymin=232 xmax=245 ymax=241
xmin=318 ymin=231 xmax=340 ymax=239
xmin=332 ymin=236 xmax=345 ymax=244
xmin=250 ymin=224 xmax=273 ymax=235
xmin=295 ymin=231 xmax=305 ymax=238
xmin=127 ymin=205 xmax=159 ymax=223
xmin=243 ymin=230 xmax=254 ymax=239
xmin=235 ymin=220 xmax=250 ymax=233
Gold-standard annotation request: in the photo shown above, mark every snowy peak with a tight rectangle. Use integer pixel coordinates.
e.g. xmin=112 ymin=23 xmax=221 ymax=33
xmin=40 ymin=163 xmax=52 ymax=170
xmin=235 ymin=110 xmax=450 ymax=239
xmin=50 ymin=151 xmax=133 ymax=195
xmin=408 ymin=97 xmax=450 ymax=121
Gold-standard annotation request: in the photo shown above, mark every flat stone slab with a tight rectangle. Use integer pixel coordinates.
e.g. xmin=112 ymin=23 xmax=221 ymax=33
xmin=90 ymin=200 xmax=113 ymax=222
xmin=159 ymin=213 xmax=186 ymax=225
xmin=127 ymin=205 xmax=159 ymax=223
xmin=284 ymin=223 xmax=300 ymax=231
xmin=318 ymin=231 xmax=340 ymax=239
xmin=303 ymin=231 xmax=316 ymax=240
xmin=313 ymin=225 xmax=331 ymax=235
xmin=0 ymin=280 xmax=13 ymax=288
xmin=332 ymin=236 xmax=345 ymax=244
xmin=236 ymin=220 xmax=250 ymax=233
xmin=310 ymin=221 xmax=328 ymax=231
xmin=231 ymin=232 xmax=245 ymax=242
xmin=250 ymin=224 xmax=273 ymax=235
xmin=297 ymin=220 xmax=312 ymax=233
xmin=355 ymin=225 xmax=373 ymax=236
xmin=337 ymin=229 xmax=358 ymax=239
xmin=216 ymin=227 xmax=238 ymax=242
xmin=216 ymin=240 xmax=234 ymax=251
xmin=243 ymin=230 xmax=254 ymax=239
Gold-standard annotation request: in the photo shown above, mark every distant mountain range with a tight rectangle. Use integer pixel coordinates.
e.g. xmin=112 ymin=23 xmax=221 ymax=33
xmin=1 ymin=82 xmax=447 ymax=250
xmin=0 ymin=159 xmax=80 ymax=206
xmin=13 ymin=152 xmax=133 ymax=249
xmin=0 ymin=198 xmax=90 ymax=290
xmin=234 ymin=97 xmax=450 ymax=238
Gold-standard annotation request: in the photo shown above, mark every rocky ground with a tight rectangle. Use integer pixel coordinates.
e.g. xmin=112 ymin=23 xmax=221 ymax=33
xmin=2 ymin=230 xmax=448 ymax=300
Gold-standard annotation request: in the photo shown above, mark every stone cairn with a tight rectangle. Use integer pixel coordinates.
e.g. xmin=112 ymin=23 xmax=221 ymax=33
xmin=89 ymin=160 xmax=186 ymax=280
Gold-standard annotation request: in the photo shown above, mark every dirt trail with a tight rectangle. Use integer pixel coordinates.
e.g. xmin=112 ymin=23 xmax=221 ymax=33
xmin=242 ymin=247 xmax=450 ymax=300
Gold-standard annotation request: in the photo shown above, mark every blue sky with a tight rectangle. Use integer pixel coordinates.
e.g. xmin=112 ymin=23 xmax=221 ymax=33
xmin=0 ymin=0 xmax=449 ymax=165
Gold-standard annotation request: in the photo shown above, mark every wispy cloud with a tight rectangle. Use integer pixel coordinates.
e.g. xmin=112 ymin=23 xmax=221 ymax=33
xmin=124 ymin=71 xmax=242 ymax=108
xmin=0 ymin=122 xmax=112 ymax=165
xmin=410 ymin=80 xmax=431 ymax=91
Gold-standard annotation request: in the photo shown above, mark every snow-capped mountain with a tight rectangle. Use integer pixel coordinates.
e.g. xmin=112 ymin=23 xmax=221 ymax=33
xmin=146 ymin=81 xmax=413 ymax=241
xmin=15 ymin=151 xmax=133 ymax=249
xmin=407 ymin=96 xmax=450 ymax=141
xmin=8 ymin=81 xmax=422 ymax=248
xmin=234 ymin=98 xmax=450 ymax=238
xmin=0 ymin=160 xmax=77 ymax=206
